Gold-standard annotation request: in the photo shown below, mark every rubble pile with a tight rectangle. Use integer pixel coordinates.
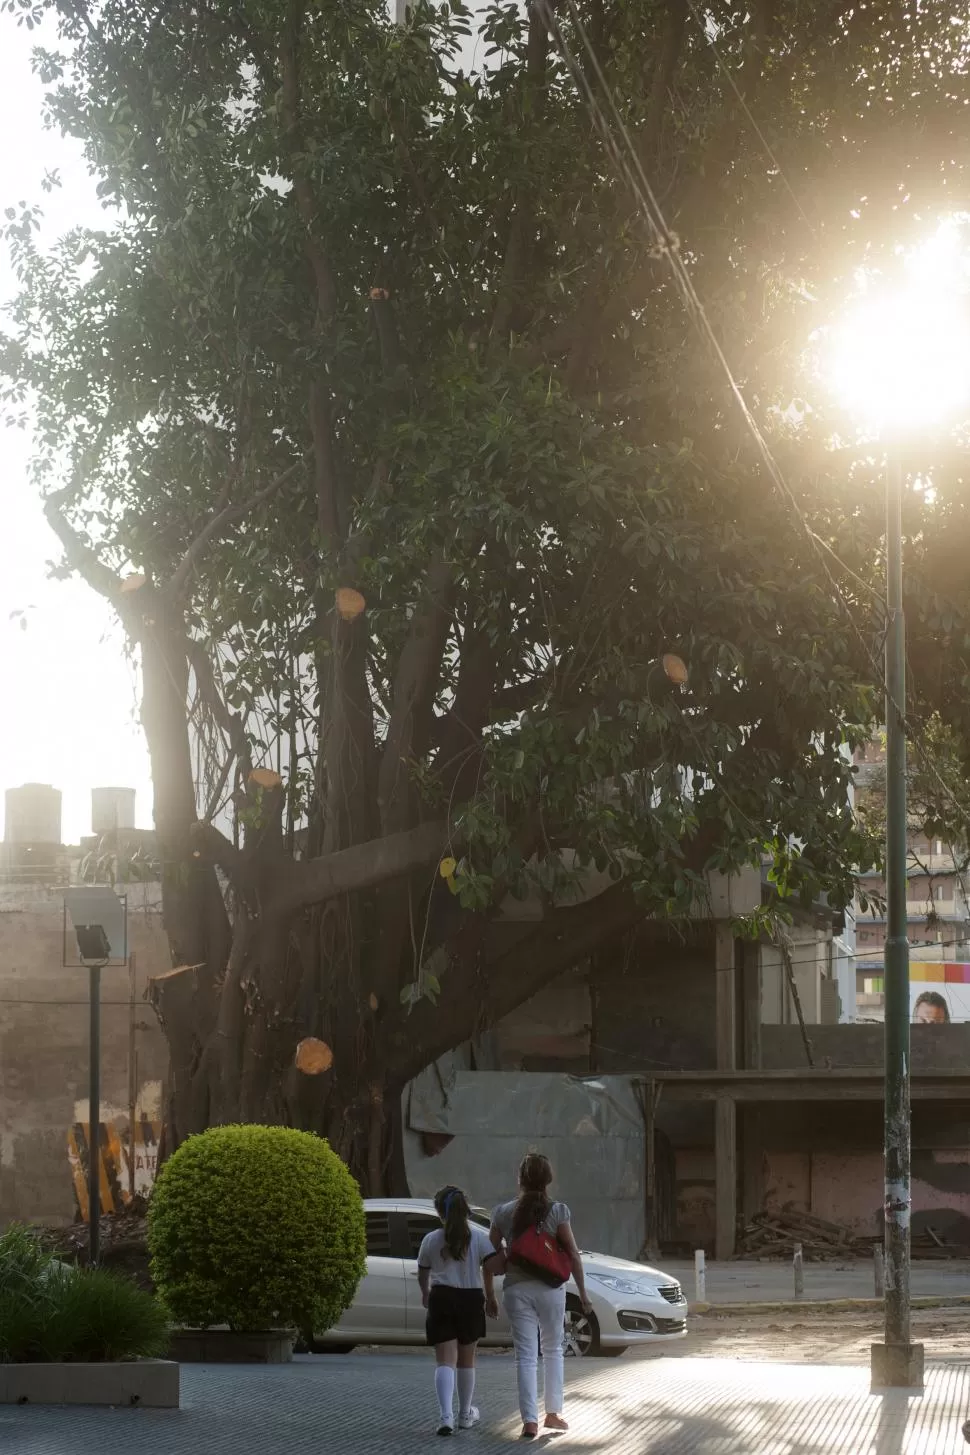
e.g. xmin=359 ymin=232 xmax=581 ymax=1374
xmin=737 ymin=1207 xmax=872 ymax=1261
xmin=737 ymin=1204 xmax=966 ymax=1260
xmin=44 ymin=1198 xmax=152 ymax=1288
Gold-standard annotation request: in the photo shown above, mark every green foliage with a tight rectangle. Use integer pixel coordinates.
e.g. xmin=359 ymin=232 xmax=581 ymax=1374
xmin=0 ymin=1222 xmax=57 ymax=1294
xmin=6 ymin=0 xmax=970 ymax=1119
xmin=147 ymin=1125 xmax=366 ymax=1333
xmin=0 ymin=1225 xmax=169 ymax=1363
xmin=0 ymin=0 xmax=914 ymax=921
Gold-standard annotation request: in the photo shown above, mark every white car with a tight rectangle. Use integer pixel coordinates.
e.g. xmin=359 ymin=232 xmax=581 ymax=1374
xmin=312 ymin=1198 xmax=688 ymax=1358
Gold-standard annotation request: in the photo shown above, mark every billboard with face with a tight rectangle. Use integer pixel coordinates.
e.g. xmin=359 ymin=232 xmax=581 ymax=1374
xmin=910 ymin=964 xmax=970 ymax=1023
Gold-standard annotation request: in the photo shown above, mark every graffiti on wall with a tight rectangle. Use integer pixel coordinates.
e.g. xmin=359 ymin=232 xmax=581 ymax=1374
xmin=68 ymin=1118 xmax=161 ymax=1219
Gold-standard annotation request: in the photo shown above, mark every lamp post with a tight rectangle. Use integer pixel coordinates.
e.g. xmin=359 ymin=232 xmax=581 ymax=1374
xmin=73 ymin=923 xmax=111 ymax=1267
xmin=64 ymin=888 xmax=128 ymax=1265
xmin=826 ymin=236 xmax=970 ymax=1389
xmin=870 ymin=456 xmax=924 ymax=1390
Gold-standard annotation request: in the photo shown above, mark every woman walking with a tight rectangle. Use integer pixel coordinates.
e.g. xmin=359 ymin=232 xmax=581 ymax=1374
xmin=489 ymin=1152 xmax=591 ymax=1439
xmin=418 ymin=1185 xmax=500 ymax=1436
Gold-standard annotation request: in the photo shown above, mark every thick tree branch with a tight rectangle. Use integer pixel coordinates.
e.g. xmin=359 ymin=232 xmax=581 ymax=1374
xmin=372 ymin=562 xmax=456 ymax=1004
xmin=190 ymin=820 xmax=246 ymax=879
xmin=168 ymin=462 xmax=300 ymax=601
xmin=43 ymin=491 xmax=124 ymax=603
xmin=183 ymin=635 xmax=254 ymax=817
xmin=280 ymin=0 xmax=338 ymax=321
xmin=384 ymin=814 xmax=728 ymax=1082
xmin=427 ymin=629 xmax=498 ymax=801
xmin=309 ymin=378 xmax=342 ymax=541
xmin=273 ymin=819 xmax=449 ymax=916
xmin=379 ymin=561 xmax=456 ymax=831
xmin=430 ymin=669 xmax=549 ymax=754
xmin=387 ymin=879 xmax=646 ymax=1080
xmin=370 ymin=284 xmax=406 ymax=381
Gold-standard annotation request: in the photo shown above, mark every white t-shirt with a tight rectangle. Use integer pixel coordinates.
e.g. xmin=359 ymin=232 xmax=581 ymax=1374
xmin=417 ymin=1222 xmax=495 ymax=1290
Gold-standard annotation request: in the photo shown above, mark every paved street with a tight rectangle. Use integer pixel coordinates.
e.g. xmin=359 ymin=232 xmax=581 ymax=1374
xmin=678 ymin=1304 xmax=970 ymax=1366
xmin=2 ymin=1349 xmax=969 ymax=1454
xmin=663 ymin=1258 xmax=970 ymax=1308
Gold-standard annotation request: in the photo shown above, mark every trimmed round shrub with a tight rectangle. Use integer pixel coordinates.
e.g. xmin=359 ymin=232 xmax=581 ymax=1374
xmin=147 ymin=1125 xmax=366 ymax=1333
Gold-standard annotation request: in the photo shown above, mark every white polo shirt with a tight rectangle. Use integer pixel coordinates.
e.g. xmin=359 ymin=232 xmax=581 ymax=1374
xmin=417 ymin=1223 xmax=496 ymax=1289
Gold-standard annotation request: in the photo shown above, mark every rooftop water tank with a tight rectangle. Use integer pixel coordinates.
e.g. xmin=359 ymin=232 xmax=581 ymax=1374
xmin=4 ymin=783 xmax=62 ymax=846
xmin=91 ymin=786 xmax=136 ymax=837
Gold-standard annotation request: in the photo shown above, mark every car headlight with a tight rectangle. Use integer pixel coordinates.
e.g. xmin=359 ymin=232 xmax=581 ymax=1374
xmin=587 ymin=1274 xmax=648 ymax=1296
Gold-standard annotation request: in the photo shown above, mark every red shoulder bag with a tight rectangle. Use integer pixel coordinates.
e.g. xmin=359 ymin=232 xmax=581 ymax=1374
xmin=507 ymin=1221 xmax=572 ymax=1288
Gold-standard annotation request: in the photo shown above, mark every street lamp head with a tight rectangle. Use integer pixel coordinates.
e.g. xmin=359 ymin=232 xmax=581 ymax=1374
xmin=63 ymin=886 xmax=126 ymax=967
xmin=74 ymin=923 xmax=112 ymax=964
xmin=827 ymin=222 xmax=970 ymax=440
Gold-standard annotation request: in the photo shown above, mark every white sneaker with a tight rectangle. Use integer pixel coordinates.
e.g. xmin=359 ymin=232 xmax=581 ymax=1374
xmin=436 ymin=1421 xmax=454 ymax=1436
xmin=458 ymin=1407 xmax=480 ymax=1430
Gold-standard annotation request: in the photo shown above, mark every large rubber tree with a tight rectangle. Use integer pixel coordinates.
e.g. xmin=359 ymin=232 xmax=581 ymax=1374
xmin=4 ymin=0 xmax=970 ymax=1187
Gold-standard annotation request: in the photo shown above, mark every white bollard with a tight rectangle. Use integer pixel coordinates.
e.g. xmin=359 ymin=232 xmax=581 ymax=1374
xmin=793 ymin=1242 xmax=804 ymax=1298
xmin=694 ymin=1248 xmax=707 ymax=1304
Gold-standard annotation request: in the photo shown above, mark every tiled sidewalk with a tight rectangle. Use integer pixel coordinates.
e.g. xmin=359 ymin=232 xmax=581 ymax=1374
xmin=1 ymin=1352 xmax=967 ymax=1453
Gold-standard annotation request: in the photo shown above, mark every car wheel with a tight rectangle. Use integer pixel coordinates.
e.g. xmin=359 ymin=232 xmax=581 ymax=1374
xmin=563 ymin=1298 xmax=600 ymax=1357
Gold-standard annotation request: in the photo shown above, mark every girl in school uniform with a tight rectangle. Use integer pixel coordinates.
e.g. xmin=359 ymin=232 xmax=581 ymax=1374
xmin=418 ymin=1185 xmax=501 ymax=1436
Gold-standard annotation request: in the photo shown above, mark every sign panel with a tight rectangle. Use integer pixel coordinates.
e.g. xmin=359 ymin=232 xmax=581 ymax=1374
xmin=63 ymin=887 xmax=128 ymax=965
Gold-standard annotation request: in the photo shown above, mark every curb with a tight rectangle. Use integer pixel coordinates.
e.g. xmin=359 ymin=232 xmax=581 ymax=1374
xmin=690 ymin=1294 xmax=970 ymax=1316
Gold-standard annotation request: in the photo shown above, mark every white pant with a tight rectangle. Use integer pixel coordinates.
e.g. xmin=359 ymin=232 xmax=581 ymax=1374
xmin=502 ymin=1281 xmax=566 ymax=1424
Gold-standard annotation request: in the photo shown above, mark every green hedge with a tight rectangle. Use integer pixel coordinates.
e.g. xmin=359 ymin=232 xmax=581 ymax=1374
xmin=147 ymin=1125 xmax=366 ymax=1333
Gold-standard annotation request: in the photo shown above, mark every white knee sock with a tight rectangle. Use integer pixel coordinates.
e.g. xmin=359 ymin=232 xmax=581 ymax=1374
xmin=435 ymin=1366 xmax=456 ymax=1425
xmin=457 ymin=1367 xmax=476 ymax=1417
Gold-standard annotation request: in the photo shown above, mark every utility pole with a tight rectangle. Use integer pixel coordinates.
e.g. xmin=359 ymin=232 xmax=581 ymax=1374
xmin=88 ymin=959 xmax=102 ymax=1266
xmin=871 ymin=454 xmax=923 ymax=1391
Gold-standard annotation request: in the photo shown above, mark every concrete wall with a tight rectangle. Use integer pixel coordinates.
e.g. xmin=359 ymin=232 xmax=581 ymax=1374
xmin=591 ymin=932 xmax=719 ymax=1251
xmin=591 ymin=929 xmax=717 ymax=1074
xmin=492 ymin=968 xmax=591 ymax=1072
xmin=674 ymin=1145 xmax=715 ymax=1247
xmin=764 ymin=1149 xmax=970 ymax=1240
xmin=762 ymin=1022 xmax=970 ymax=1069
xmin=753 ymin=1100 xmax=970 ymax=1240
xmin=760 ymin=932 xmax=834 ymax=1027
xmin=0 ymin=882 xmax=170 ymax=1226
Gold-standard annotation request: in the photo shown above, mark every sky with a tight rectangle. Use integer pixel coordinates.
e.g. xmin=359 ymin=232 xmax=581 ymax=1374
xmin=0 ymin=13 xmax=152 ymax=845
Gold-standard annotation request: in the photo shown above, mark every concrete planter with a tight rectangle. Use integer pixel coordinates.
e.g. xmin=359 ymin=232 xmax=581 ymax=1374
xmin=169 ymin=1329 xmax=294 ymax=1364
xmin=0 ymin=1359 xmax=179 ymax=1407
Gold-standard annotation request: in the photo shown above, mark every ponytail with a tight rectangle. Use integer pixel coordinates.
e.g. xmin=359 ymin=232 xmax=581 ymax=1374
xmin=434 ymin=1185 xmax=471 ymax=1261
xmin=511 ymin=1150 xmax=553 ymax=1239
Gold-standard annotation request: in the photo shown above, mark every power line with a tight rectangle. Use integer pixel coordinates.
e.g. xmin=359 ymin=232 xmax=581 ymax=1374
xmin=537 ymin=0 xmax=970 ymax=901
xmin=536 ymin=0 xmax=909 ymax=766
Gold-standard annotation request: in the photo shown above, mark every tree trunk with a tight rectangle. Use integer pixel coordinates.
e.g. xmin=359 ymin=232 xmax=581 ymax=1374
xmin=156 ymin=917 xmax=404 ymax=1194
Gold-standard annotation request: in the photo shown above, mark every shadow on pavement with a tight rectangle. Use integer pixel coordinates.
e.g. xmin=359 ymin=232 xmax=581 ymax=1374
xmin=0 ymin=1352 xmax=961 ymax=1454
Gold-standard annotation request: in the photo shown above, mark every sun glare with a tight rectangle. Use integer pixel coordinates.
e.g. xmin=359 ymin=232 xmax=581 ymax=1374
xmin=827 ymin=220 xmax=970 ymax=438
